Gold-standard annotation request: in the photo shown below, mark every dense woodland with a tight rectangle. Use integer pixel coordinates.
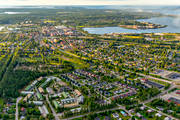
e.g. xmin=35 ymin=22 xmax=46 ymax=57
xmin=0 ymin=7 xmax=162 ymax=26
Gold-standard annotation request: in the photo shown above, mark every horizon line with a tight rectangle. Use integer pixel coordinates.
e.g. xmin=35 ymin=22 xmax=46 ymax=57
xmin=0 ymin=5 xmax=180 ymax=6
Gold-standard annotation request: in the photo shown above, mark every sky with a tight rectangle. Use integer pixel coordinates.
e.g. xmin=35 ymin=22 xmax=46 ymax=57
xmin=0 ymin=0 xmax=180 ymax=6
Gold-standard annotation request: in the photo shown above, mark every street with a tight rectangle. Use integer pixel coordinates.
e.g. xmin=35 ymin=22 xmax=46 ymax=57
xmin=45 ymin=95 xmax=60 ymax=120
xmin=143 ymin=84 xmax=176 ymax=104
xmin=144 ymin=105 xmax=178 ymax=120
xmin=62 ymin=105 xmax=131 ymax=120
xmin=15 ymin=97 xmax=22 ymax=120
xmin=122 ymin=69 xmax=172 ymax=84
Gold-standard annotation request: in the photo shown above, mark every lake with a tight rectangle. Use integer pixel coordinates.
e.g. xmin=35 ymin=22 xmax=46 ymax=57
xmin=83 ymin=16 xmax=180 ymax=34
xmin=0 ymin=12 xmax=30 ymax=14
xmin=83 ymin=5 xmax=180 ymax=34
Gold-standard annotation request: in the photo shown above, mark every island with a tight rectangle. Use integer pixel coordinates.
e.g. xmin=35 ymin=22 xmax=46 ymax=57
xmin=119 ymin=22 xmax=167 ymax=30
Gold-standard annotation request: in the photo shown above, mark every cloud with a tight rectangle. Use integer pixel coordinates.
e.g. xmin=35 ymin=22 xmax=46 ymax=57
xmin=0 ymin=0 xmax=180 ymax=5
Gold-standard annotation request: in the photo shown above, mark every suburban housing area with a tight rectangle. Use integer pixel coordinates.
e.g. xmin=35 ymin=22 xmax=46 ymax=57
xmin=0 ymin=6 xmax=179 ymax=120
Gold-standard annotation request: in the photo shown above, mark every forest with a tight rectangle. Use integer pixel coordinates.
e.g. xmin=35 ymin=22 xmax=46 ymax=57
xmin=0 ymin=7 xmax=162 ymax=27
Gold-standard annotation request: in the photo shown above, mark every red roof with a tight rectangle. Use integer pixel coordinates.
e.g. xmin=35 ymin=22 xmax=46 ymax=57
xmin=21 ymin=107 xmax=25 ymax=111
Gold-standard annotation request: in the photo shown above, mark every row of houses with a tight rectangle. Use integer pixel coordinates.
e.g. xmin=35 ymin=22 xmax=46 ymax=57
xmin=141 ymin=78 xmax=164 ymax=89
xmin=168 ymin=97 xmax=180 ymax=106
xmin=61 ymin=75 xmax=81 ymax=87
xmin=112 ymin=91 xmax=136 ymax=101
xmin=25 ymin=80 xmax=38 ymax=91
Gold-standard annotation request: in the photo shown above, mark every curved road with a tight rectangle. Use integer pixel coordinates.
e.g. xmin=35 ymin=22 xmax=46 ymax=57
xmin=15 ymin=97 xmax=22 ymax=120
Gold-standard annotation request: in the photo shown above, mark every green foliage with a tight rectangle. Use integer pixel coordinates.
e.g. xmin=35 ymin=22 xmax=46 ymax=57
xmin=150 ymin=99 xmax=180 ymax=119
xmin=137 ymin=87 xmax=160 ymax=101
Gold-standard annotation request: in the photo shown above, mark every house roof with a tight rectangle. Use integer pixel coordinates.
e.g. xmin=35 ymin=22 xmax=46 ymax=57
xmin=168 ymin=97 xmax=180 ymax=104
xmin=74 ymin=89 xmax=81 ymax=96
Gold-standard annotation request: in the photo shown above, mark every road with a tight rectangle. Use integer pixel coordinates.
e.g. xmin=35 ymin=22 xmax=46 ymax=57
xmin=144 ymin=104 xmax=178 ymax=120
xmin=62 ymin=105 xmax=131 ymax=120
xmin=123 ymin=69 xmax=172 ymax=84
xmin=143 ymin=84 xmax=176 ymax=104
xmin=114 ymin=69 xmax=178 ymax=119
xmin=117 ymin=104 xmax=132 ymax=117
xmin=141 ymin=85 xmax=178 ymax=120
xmin=15 ymin=97 xmax=22 ymax=120
xmin=45 ymin=95 xmax=60 ymax=120
xmin=138 ymin=73 xmax=172 ymax=84
xmin=61 ymin=70 xmax=176 ymax=120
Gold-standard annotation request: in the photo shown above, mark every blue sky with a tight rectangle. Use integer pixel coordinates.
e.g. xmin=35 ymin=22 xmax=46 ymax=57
xmin=0 ymin=0 xmax=180 ymax=5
